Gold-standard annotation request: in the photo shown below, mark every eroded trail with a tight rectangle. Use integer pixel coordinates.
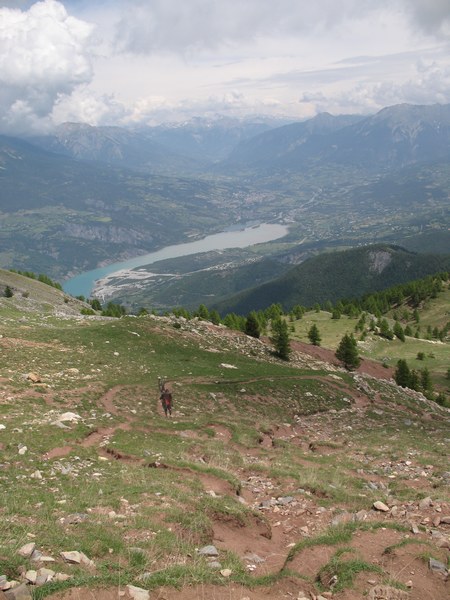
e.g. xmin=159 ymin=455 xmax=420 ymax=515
xmin=40 ymin=380 xmax=450 ymax=600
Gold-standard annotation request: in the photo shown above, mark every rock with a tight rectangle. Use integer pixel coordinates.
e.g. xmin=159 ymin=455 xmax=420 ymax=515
xmin=3 ymin=583 xmax=33 ymax=599
xmin=35 ymin=568 xmax=55 ymax=586
xmin=429 ymin=557 xmax=448 ymax=578
xmin=208 ymin=561 xmax=222 ymax=569
xmin=59 ymin=550 xmax=94 ymax=568
xmin=18 ymin=446 xmax=27 ymax=456
xmin=440 ymin=516 xmax=450 ymax=524
xmin=277 ymin=496 xmax=294 ymax=505
xmin=126 ymin=585 xmax=149 ymax=600
xmin=419 ymin=496 xmax=432 ymax=510
xmin=26 ymin=373 xmax=41 ymax=383
xmin=373 ymin=501 xmax=390 ymax=512
xmin=410 ymin=522 xmax=420 ymax=534
xmin=24 ymin=571 xmax=36 ymax=585
xmin=368 ymin=584 xmax=409 ymax=599
xmin=57 ymin=412 xmax=82 ymax=423
xmin=243 ymin=553 xmax=265 ymax=564
xmin=53 ymin=573 xmax=71 ymax=582
xmin=220 ymin=569 xmax=232 ymax=577
xmin=17 ymin=543 xmax=35 ymax=559
xmin=30 ymin=471 xmax=42 ymax=480
xmin=197 ymin=545 xmax=218 ymax=557
xmin=60 ymin=513 xmax=89 ymax=525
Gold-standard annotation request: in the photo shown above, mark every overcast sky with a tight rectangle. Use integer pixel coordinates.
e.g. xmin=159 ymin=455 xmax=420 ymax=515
xmin=1 ymin=0 xmax=450 ymax=134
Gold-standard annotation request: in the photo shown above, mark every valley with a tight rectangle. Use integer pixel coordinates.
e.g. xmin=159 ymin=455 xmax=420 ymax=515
xmin=1 ymin=104 xmax=450 ymax=313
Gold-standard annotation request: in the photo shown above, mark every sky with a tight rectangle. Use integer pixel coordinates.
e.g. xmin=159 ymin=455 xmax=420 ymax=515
xmin=1 ymin=0 xmax=450 ymax=134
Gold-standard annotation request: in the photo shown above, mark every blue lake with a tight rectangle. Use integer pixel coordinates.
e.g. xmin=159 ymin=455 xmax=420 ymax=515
xmin=63 ymin=222 xmax=288 ymax=299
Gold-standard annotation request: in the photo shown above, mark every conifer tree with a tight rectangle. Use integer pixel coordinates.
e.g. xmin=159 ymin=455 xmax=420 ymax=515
xmin=335 ymin=333 xmax=360 ymax=370
xmin=308 ymin=324 xmax=321 ymax=346
xmin=271 ymin=317 xmax=291 ymax=361
xmin=244 ymin=312 xmax=261 ymax=339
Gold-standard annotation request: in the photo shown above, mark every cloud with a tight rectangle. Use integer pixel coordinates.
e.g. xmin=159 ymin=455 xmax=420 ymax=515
xmin=110 ymin=0 xmax=450 ymax=56
xmin=0 ymin=0 xmax=95 ymax=133
xmin=112 ymin=0 xmax=383 ymax=55
xmin=405 ymin=0 xmax=450 ymax=36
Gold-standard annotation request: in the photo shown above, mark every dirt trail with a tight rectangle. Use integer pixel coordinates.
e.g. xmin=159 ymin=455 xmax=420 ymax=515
xmin=41 ymin=379 xmax=449 ymax=600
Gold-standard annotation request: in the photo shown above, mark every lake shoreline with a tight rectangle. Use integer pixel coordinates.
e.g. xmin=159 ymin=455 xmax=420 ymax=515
xmin=63 ymin=223 xmax=289 ymax=299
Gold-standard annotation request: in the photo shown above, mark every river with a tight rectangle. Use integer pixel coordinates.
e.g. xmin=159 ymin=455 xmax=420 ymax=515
xmin=63 ymin=222 xmax=289 ymax=299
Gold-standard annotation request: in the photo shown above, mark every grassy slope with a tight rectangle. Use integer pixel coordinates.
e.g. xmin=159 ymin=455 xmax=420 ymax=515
xmin=0 ymin=273 xmax=449 ymax=599
xmin=290 ymin=282 xmax=450 ymax=391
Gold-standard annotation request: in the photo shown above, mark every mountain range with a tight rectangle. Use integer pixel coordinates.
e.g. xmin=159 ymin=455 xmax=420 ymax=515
xmin=1 ymin=102 xmax=449 ymax=302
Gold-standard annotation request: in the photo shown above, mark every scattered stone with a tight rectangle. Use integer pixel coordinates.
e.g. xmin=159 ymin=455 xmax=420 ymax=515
xmin=59 ymin=550 xmax=93 ymax=567
xmin=220 ymin=568 xmax=232 ymax=577
xmin=3 ymin=582 xmax=33 ymax=599
xmin=208 ymin=561 xmax=222 ymax=569
xmin=24 ymin=571 xmax=36 ymax=585
xmin=373 ymin=501 xmax=390 ymax=512
xmin=18 ymin=445 xmax=27 ymax=456
xmin=277 ymin=496 xmax=294 ymax=505
xmin=30 ymin=471 xmax=42 ymax=480
xmin=57 ymin=412 xmax=82 ymax=423
xmin=368 ymin=584 xmax=409 ymax=599
xmin=53 ymin=573 xmax=71 ymax=582
xmin=243 ymin=553 xmax=265 ymax=564
xmin=126 ymin=585 xmax=150 ymax=600
xmin=440 ymin=516 xmax=450 ymax=524
xmin=60 ymin=513 xmax=89 ymax=525
xmin=419 ymin=496 xmax=432 ymax=510
xmin=17 ymin=543 xmax=35 ymax=559
xmin=60 ymin=551 xmax=82 ymax=564
xmin=429 ymin=557 xmax=448 ymax=578
xmin=410 ymin=522 xmax=420 ymax=534
xmin=27 ymin=373 xmax=41 ymax=383
xmin=197 ymin=545 xmax=218 ymax=557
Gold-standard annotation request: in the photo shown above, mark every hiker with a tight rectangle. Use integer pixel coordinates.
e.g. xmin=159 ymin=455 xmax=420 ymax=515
xmin=160 ymin=387 xmax=173 ymax=417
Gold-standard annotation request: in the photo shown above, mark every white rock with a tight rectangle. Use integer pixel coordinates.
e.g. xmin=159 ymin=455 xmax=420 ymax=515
xmin=126 ymin=584 xmax=150 ymax=600
xmin=25 ymin=570 xmax=37 ymax=584
xmin=18 ymin=542 xmax=36 ymax=558
xmin=373 ymin=501 xmax=390 ymax=512
xmin=60 ymin=551 xmax=82 ymax=564
xmin=58 ymin=412 xmax=82 ymax=423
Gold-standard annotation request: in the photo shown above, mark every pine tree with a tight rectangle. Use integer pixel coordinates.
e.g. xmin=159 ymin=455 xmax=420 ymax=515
xmin=244 ymin=312 xmax=261 ymax=339
xmin=393 ymin=321 xmax=405 ymax=342
xmin=271 ymin=317 xmax=291 ymax=361
xmin=335 ymin=334 xmax=360 ymax=370
xmin=4 ymin=285 xmax=13 ymax=298
xmin=420 ymin=367 xmax=433 ymax=395
xmin=307 ymin=324 xmax=321 ymax=346
xmin=394 ymin=359 xmax=411 ymax=387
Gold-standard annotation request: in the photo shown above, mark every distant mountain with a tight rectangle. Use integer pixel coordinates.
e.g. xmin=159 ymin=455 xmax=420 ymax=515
xmin=223 ymin=103 xmax=450 ymax=173
xmin=30 ymin=123 xmax=198 ymax=174
xmin=211 ymin=244 xmax=450 ymax=315
xmin=224 ymin=112 xmax=363 ymax=168
xmin=29 ymin=116 xmax=288 ymax=172
xmin=0 ymin=135 xmax=238 ymax=279
xmin=144 ymin=115 xmax=289 ymax=163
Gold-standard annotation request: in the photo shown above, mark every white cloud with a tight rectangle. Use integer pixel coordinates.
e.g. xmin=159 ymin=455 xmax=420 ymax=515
xmin=0 ymin=0 xmax=95 ymax=133
xmin=2 ymin=0 xmax=450 ymax=134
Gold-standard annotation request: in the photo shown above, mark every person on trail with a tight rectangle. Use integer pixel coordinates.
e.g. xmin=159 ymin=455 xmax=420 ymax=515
xmin=160 ymin=387 xmax=173 ymax=417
